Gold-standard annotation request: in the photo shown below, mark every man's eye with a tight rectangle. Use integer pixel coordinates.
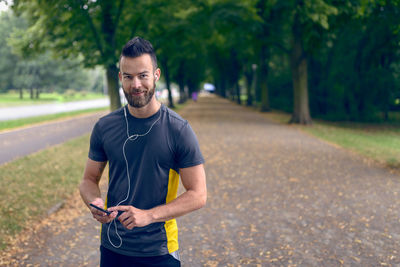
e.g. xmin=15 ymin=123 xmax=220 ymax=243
xmin=140 ymin=74 xmax=148 ymax=78
xmin=124 ymin=76 xmax=132 ymax=80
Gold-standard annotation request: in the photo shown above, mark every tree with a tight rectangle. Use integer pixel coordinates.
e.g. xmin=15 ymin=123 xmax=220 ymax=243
xmin=206 ymin=0 xmax=260 ymax=104
xmin=12 ymin=52 xmax=90 ymax=98
xmin=254 ymin=0 xmax=287 ymax=111
xmin=11 ymin=0 xmax=147 ymax=110
xmin=351 ymin=0 xmax=400 ymax=121
xmin=0 ymin=11 xmax=21 ymax=93
xmin=308 ymin=0 xmax=400 ymax=121
xmin=142 ymin=0 xmax=208 ymax=108
xmin=1 ymin=9 xmax=91 ymax=97
xmin=286 ymin=0 xmax=338 ymax=124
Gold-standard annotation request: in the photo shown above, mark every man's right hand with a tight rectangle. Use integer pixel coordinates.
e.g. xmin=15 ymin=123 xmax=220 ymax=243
xmin=89 ymin=198 xmax=117 ymax=224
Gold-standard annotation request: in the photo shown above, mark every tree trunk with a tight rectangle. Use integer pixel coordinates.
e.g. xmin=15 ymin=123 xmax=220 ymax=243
xmin=235 ymin=82 xmax=241 ymax=105
xmin=106 ymin=65 xmax=121 ymax=111
xmin=259 ymin=46 xmax=270 ymax=112
xmin=35 ymin=88 xmax=40 ymax=99
xmin=30 ymin=88 xmax=34 ymax=99
xmin=289 ymin=18 xmax=312 ymax=125
xmin=384 ymin=108 xmax=389 ymax=121
xmin=19 ymin=88 xmax=23 ymax=99
xmin=177 ymin=63 xmax=187 ymax=104
xmin=244 ymin=66 xmax=253 ymax=106
xmin=178 ymin=79 xmax=186 ymax=104
xmin=161 ymin=59 xmax=174 ymax=108
xmin=188 ymin=82 xmax=195 ymax=99
xmin=229 ymin=84 xmax=235 ymax=101
xmin=251 ymin=65 xmax=257 ymax=106
xmin=219 ymin=77 xmax=227 ymax=98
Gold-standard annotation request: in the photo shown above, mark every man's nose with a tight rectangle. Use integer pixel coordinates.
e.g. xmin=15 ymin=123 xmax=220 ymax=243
xmin=131 ymin=77 xmax=142 ymax=88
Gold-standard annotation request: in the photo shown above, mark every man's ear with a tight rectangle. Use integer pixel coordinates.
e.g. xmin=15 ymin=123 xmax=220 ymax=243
xmin=118 ymin=71 xmax=122 ymax=82
xmin=155 ymin=68 xmax=161 ymax=81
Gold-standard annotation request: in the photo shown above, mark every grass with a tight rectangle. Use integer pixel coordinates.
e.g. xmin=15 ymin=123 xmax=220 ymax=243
xmin=302 ymin=122 xmax=400 ymax=169
xmin=0 ymin=134 xmax=90 ymax=249
xmin=259 ymin=109 xmax=400 ymax=169
xmin=0 ymin=91 xmax=106 ymax=107
xmin=0 ymin=107 xmax=109 ymax=132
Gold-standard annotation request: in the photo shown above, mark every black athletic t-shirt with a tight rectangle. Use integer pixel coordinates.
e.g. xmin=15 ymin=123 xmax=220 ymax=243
xmin=88 ymin=104 xmax=204 ymax=257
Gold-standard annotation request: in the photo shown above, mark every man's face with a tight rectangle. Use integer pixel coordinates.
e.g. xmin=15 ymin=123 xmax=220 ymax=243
xmin=119 ymin=54 xmax=159 ymax=108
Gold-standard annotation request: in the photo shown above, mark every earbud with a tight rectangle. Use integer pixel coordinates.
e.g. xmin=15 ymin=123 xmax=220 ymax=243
xmin=155 ymin=75 xmax=159 ymax=81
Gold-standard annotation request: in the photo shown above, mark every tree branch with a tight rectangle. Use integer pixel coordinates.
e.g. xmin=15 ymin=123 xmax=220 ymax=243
xmin=267 ymin=41 xmax=290 ymax=54
xmin=76 ymin=0 xmax=105 ymax=60
xmin=130 ymin=16 xmax=142 ymax=40
xmin=114 ymin=0 xmax=125 ymax=31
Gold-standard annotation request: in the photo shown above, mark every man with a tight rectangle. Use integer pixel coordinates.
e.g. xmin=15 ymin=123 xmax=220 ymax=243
xmin=79 ymin=37 xmax=207 ymax=267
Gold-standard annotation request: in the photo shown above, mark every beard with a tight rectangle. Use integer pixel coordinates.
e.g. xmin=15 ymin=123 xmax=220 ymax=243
xmin=123 ymin=81 xmax=156 ymax=108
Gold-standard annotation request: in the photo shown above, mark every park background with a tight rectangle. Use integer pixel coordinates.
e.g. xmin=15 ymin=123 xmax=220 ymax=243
xmin=0 ymin=0 xmax=400 ymax=266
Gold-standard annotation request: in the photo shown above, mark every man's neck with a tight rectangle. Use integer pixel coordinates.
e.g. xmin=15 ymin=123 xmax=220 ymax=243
xmin=127 ymin=98 xmax=161 ymax=119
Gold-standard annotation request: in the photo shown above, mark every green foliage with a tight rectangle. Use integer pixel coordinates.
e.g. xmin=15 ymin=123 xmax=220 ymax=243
xmin=0 ymin=10 xmax=94 ymax=94
xmin=10 ymin=0 xmax=149 ymax=109
xmin=63 ymin=89 xmax=76 ymax=99
xmin=0 ymin=11 xmax=21 ymax=92
xmin=308 ymin=0 xmax=400 ymax=121
xmin=2 ymin=0 xmax=399 ymax=122
xmin=268 ymin=55 xmax=293 ymax=113
xmin=10 ymin=0 xmax=159 ymax=70
xmin=205 ymin=0 xmax=261 ymax=100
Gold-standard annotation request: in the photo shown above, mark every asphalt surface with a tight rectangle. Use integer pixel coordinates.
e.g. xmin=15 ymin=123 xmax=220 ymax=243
xmin=0 ymin=99 xmax=109 ymax=121
xmin=0 ymin=112 xmax=106 ymax=165
xmin=2 ymin=95 xmax=400 ymax=266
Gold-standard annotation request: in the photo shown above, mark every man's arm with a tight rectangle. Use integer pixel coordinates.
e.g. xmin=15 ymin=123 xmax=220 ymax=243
xmin=79 ymin=158 xmax=116 ymax=223
xmin=108 ymin=164 xmax=207 ymax=230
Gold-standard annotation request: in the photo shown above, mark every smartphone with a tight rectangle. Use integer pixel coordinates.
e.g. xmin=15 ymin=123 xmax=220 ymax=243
xmin=90 ymin=203 xmax=111 ymax=215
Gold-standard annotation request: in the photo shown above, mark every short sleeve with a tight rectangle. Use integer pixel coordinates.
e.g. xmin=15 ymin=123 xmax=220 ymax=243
xmin=88 ymin=122 xmax=108 ymax=162
xmin=175 ymin=122 xmax=204 ymax=169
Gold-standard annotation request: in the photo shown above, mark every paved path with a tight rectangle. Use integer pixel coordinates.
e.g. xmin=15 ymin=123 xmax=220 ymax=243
xmin=0 ymin=99 xmax=109 ymax=121
xmin=2 ymin=95 xmax=400 ymax=266
xmin=0 ymin=112 xmax=106 ymax=165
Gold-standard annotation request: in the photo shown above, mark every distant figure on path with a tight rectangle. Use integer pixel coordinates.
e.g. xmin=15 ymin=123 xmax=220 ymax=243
xmin=79 ymin=37 xmax=207 ymax=267
xmin=191 ymin=91 xmax=198 ymax=102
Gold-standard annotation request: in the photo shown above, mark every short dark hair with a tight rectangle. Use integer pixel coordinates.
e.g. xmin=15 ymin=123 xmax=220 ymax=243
xmin=120 ymin=37 xmax=158 ymax=69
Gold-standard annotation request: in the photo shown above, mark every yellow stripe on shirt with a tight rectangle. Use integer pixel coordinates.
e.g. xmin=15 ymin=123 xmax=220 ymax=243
xmin=164 ymin=169 xmax=180 ymax=253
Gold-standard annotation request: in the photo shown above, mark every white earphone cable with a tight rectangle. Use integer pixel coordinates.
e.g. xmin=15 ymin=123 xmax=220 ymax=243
xmin=107 ymin=105 xmax=161 ymax=248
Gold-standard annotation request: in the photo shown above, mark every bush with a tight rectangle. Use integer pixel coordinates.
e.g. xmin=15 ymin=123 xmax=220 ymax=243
xmin=63 ymin=89 xmax=76 ymax=99
xmin=80 ymin=90 xmax=88 ymax=97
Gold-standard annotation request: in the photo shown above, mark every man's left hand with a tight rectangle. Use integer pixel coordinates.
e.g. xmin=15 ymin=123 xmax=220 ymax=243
xmin=107 ymin=205 xmax=153 ymax=230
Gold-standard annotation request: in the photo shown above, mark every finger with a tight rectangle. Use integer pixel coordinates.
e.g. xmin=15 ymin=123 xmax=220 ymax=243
xmin=93 ymin=213 xmax=107 ymax=221
xmin=118 ymin=213 xmax=129 ymax=223
xmin=96 ymin=216 xmax=108 ymax=223
xmin=91 ymin=208 xmax=108 ymax=217
xmin=96 ymin=213 xmax=117 ymax=224
xmin=102 ymin=216 xmax=115 ymax=224
xmin=126 ymin=221 xmax=135 ymax=230
xmin=91 ymin=209 xmax=103 ymax=217
xmin=90 ymin=199 xmax=104 ymax=208
xmin=120 ymin=217 xmax=134 ymax=229
xmin=92 ymin=209 xmax=115 ymax=220
xmin=108 ymin=205 xmax=131 ymax=212
xmin=101 ymin=211 xmax=117 ymax=219
xmin=110 ymin=211 xmax=118 ymax=218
